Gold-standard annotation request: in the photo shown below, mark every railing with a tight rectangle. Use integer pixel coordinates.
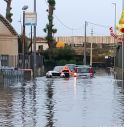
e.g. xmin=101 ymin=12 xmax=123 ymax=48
xmin=0 ymin=67 xmax=24 ymax=86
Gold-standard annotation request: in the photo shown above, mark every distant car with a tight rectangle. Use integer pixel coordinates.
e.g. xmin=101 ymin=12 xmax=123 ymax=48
xmin=65 ymin=64 xmax=77 ymax=72
xmin=46 ymin=66 xmax=64 ymax=78
xmin=61 ymin=64 xmax=77 ymax=77
xmin=75 ymin=65 xmax=94 ymax=78
xmin=60 ymin=69 xmax=70 ymax=78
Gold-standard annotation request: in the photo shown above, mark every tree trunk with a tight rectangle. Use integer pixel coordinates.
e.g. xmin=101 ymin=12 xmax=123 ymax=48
xmin=4 ymin=0 xmax=12 ymax=22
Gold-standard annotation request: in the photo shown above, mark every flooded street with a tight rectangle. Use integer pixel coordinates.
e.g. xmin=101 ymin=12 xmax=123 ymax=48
xmin=0 ymin=69 xmax=124 ymax=127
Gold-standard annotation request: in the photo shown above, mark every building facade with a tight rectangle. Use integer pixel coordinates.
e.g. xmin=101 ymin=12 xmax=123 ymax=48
xmin=55 ymin=36 xmax=114 ymax=45
xmin=35 ymin=36 xmax=115 ymax=52
xmin=0 ymin=14 xmax=18 ymax=67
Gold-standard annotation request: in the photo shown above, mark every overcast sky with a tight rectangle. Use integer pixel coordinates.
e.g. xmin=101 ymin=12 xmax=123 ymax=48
xmin=0 ymin=0 xmax=122 ymax=37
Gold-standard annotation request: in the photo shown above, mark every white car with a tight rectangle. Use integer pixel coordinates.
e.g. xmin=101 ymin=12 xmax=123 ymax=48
xmin=46 ymin=66 xmax=64 ymax=78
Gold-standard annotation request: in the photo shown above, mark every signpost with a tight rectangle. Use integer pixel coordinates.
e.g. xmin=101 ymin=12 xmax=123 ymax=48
xmin=25 ymin=12 xmax=37 ymax=26
xmin=25 ymin=12 xmax=37 ymax=78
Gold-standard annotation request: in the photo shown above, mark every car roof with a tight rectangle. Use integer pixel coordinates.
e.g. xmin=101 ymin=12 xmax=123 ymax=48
xmin=65 ymin=64 xmax=76 ymax=66
xmin=76 ymin=65 xmax=90 ymax=68
xmin=53 ymin=66 xmax=64 ymax=70
xmin=54 ymin=65 xmax=64 ymax=67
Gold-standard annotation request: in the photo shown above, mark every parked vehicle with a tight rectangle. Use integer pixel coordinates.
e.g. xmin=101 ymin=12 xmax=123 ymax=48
xmin=65 ymin=64 xmax=77 ymax=72
xmin=62 ymin=64 xmax=77 ymax=77
xmin=46 ymin=66 xmax=64 ymax=78
xmin=75 ymin=65 xmax=94 ymax=78
xmin=60 ymin=69 xmax=70 ymax=78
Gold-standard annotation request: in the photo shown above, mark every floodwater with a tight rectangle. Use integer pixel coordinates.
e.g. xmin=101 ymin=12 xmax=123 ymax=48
xmin=0 ymin=69 xmax=124 ymax=127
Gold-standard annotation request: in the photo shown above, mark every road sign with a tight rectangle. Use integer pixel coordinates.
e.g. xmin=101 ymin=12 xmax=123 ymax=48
xmin=25 ymin=12 xmax=37 ymax=26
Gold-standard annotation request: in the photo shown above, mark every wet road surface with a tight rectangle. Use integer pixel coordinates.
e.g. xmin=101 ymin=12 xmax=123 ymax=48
xmin=0 ymin=69 xmax=124 ymax=127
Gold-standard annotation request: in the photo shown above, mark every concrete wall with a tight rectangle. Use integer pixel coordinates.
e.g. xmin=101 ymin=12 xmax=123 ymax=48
xmin=0 ymin=21 xmax=12 ymax=35
xmin=0 ymin=17 xmax=18 ymax=67
xmin=36 ymin=42 xmax=48 ymax=51
xmin=0 ymin=36 xmax=18 ymax=55
xmin=0 ymin=21 xmax=18 ymax=56
xmin=115 ymin=67 xmax=123 ymax=80
xmin=55 ymin=36 xmax=114 ymax=45
xmin=115 ymin=43 xmax=124 ymax=80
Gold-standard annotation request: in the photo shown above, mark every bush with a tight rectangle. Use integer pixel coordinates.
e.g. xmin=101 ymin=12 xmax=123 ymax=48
xmin=43 ymin=47 xmax=76 ymax=66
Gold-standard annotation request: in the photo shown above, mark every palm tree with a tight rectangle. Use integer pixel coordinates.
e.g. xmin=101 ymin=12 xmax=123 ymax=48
xmin=44 ymin=0 xmax=57 ymax=48
xmin=4 ymin=0 xmax=13 ymax=23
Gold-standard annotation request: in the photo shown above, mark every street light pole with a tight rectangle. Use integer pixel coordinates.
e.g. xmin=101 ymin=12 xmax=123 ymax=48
xmin=112 ymin=3 xmax=117 ymax=34
xmin=112 ymin=3 xmax=117 ymax=69
xmin=22 ymin=10 xmax=25 ymax=69
xmin=33 ymin=0 xmax=37 ymax=78
xmin=22 ymin=5 xmax=28 ymax=69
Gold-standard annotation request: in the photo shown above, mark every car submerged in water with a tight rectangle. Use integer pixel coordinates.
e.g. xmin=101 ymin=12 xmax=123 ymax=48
xmin=74 ymin=65 xmax=95 ymax=78
xmin=46 ymin=64 xmax=95 ymax=79
xmin=46 ymin=64 xmax=76 ymax=78
xmin=46 ymin=66 xmax=64 ymax=78
xmin=61 ymin=64 xmax=77 ymax=77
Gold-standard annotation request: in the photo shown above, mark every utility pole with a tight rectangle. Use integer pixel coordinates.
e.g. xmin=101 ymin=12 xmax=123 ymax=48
xmin=83 ymin=21 xmax=87 ymax=65
xmin=33 ymin=0 xmax=37 ymax=78
xmin=112 ymin=3 xmax=117 ymax=69
xmin=22 ymin=10 xmax=25 ymax=69
xmin=22 ymin=5 xmax=28 ymax=69
xmin=90 ymin=28 xmax=93 ymax=66
xmin=31 ymin=25 xmax=32 ymax=53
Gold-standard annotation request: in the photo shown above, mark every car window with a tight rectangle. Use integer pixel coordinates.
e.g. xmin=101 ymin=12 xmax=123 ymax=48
xmin=77 ymin=67 xmax=90 ymax=73
xmin=66 ymin=64 xmax=76 ymax=71
xmin=53 ymin=66 xmax=63 ymax=72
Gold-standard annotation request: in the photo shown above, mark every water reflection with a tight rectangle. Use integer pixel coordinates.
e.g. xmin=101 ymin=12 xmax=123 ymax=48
xmin=111 ymin=80 xmax=124 ymax=127
xmin=0 ymin=88 xmax=14 ymax=127
xmin=2 ymin=70 xmax=124 ymax=126
xmin=45 ymin=79 xmax=56 ymax=127
xmin=73 ymin=77 xmax=77 ymax=96
xmin=20 ymin=82 xmax=37 ymax=127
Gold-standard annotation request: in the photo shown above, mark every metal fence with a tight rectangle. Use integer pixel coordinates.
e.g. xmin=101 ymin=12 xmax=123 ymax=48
xmin=0 ymin=54 xmax=44 ymax=69
xmin=0 ymin=67 xmax=24 ymax=86
xmin=0 ymin=54 xmax=44 ymax=85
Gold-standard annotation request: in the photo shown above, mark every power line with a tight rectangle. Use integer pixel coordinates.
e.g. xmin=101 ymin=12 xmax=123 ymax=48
xmin=43 ymin=0 xmax=110 ymax=33
xmin=44 ymin=0 xmax=82 ymax=31
xmin=86 ymin=21 xmax=111 ymax=28
xmin=54 ymin=14 xmax=82 ymax=30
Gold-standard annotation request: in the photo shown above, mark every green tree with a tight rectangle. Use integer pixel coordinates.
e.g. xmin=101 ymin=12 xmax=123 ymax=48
xmin=4 ymin=0 xmax=13 ymax=23
xmin=43 ymin=47 xmax=77 ymax=68
xmin=44 ymin=0 xmax=57 ymax=48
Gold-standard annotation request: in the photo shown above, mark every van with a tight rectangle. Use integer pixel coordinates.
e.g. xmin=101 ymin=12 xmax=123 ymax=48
xmin=75 ymin=65 xmax=94 ymax=78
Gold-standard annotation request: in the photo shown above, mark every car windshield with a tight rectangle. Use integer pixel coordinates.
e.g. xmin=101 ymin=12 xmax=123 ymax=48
xmin=53 ymin=66 xmax=64 ymax=72
xmin=66 ymin=64 xmax=76 ymax=71
xmin=77 ymin=67 xmax=90 ymax=73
